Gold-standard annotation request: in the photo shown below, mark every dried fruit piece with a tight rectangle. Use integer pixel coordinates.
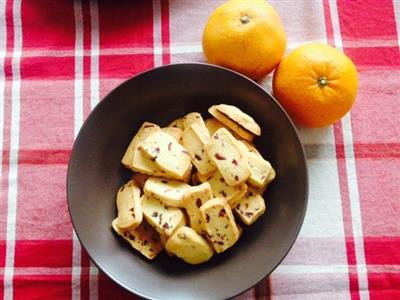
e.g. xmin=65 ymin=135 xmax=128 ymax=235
xmin=131 ymin=173 xmax=149 ymax=189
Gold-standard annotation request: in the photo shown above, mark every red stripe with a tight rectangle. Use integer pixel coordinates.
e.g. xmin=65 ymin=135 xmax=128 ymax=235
xmin=334 ymin=122 xmax=361 ymax=300
xmin=0 ymin=275 xmax=3 ymax=300
xmin=253 ymin=276 xmax=271 ymax=300
xmin=14 ymin=240 xmax=72 ymax=268
xmin=1 ymin=149 xmax=71 ymax=165
xmin=20 ymin=56 xmax=75 ymax=79
xmin=364 ymin=237 xmax=400 ymax=265
xmin=0 ymin=240 xmax=5 ymax=267
xmin=265 ymin=277 xmax=271 ymax=300
xmin=368 ymin=272 xmax=400 ymax=300
xmin=21 ymin=0 xmax=76 ymax=50
xmin=80 ymin=248 xmax=91 ymax=300
xmin=323 ymin=1 xmax=361 ymax=298
xmin=13 ymin=275 xmax=71 ymax=300
xmin=322 ymin=0 xmax=334 ymax=46
xmin=161 ymin=0 xmax=170 ymax=65
xmin=81 ymin=246 xmax=91 ymax=297
xmin=82 ymin=0 xmax=92 ymax=53
xmin=81 ymin=1 xmax=93 ymax=298
xmin=354 ymin=143 xmax=400 ymax=159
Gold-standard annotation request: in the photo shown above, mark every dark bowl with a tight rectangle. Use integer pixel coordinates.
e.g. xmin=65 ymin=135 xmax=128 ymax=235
xmin=67 ymin=63 xmax=308 ymax=300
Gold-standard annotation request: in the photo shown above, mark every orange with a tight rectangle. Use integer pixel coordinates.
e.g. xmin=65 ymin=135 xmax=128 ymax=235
xmin=273 ymin=43 xmax=358 ymax=127
xmin=202 ymin=0 xmax=286 ymax=80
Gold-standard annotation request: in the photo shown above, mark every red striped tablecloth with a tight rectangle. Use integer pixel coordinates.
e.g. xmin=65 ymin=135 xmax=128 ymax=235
xmin=1 ymin=0 xmax=399 ymax=299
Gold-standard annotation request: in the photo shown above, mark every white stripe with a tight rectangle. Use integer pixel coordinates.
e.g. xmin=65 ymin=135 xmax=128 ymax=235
xmin=0 ymin=0 xmax=6 ymax=183
xmin=342 ymin=114 xmax=370 ymax=298
xmin=0 ymin=264 xmax=398 ymax=276
xmin=74 ymin=0 xmax=84 ymax=137
xmin=4 ymin=0 xmax=22 ymax=299
xmin=152 ymin=0 xmax=162 ymax=66
xmin=0 ymin=266 xmax=100 ymax=276
xmin=90 ymin=0 xmax=99 ymax=109
xmin=329 ymin=0 xmax=343 ymax=49
xmin=0 ymin=37 xmax=399 ymax=59
xmin=330 ymin=1 xmax=369 ymax=299
xmin=276 ymin=264 xmax=400 ymax=274
xmin=73 ymin=1 xmax=84 ymax=299
xmin=89 ymin=1 xmax=100 ymax=299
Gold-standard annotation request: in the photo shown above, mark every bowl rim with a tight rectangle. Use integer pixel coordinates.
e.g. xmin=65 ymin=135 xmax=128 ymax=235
xmin=67 ymin=62 xmax=309 ymax=300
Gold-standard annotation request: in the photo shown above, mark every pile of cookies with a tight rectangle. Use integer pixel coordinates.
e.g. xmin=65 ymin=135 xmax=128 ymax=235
xmin=112 ymin=104 xmax=275 ymax=264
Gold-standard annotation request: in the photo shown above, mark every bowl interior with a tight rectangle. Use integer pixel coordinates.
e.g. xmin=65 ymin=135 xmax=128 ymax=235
xmin=67 ymin=63 xmax=308 ymax=300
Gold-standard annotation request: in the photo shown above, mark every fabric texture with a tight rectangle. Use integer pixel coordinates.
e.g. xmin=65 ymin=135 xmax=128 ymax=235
xmin=0 ymin=0 xmax=399 ymax=299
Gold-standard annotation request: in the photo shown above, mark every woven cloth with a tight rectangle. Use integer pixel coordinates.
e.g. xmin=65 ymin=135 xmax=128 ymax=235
xmin=1 ymin=0 xmax=399 ymax=299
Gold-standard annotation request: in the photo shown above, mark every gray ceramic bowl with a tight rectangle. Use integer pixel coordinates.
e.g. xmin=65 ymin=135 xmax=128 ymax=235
xmin=67 ymin=63 xmax=308 ymax=300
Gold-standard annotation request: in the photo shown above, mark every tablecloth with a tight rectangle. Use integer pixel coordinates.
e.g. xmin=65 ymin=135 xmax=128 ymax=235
xmin=0 ymin=0 xmax=399 ymax=299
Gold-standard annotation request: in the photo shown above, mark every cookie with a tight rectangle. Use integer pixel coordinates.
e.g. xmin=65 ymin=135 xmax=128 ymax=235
xmin=116 ymin=180 xmax=143 ymax=230
xmin=182 ymin=182 xmax=214 ymax=234
xmin=208 ymin=106 xmax=255 ymax=141
xmin=197 ymin=171 xmax=247 ymax=208
xmin=168 ymin=117 xmax=184 ymax=130
xmin=237 ymin=141 xmax=276 ymax=189
xmin=121 ymin=122 xmax=160 ymax=169
xmin=205 ymin=128 xmax=250 ymax=186
xmin=142 ymin=194 xmax=186 ymax=237
xmin=112 ymin=219 xmax=163 ymax=260
xmin=140 ymin=131 xmax=192 ymax=180
xmin=238 ymin=142 xmax=275 ymax=188
xmin=161 ymin=127 xmax=183 ymax=143
xmin=199 ymin=198 xmax=240 ymax=253
xmin=234 ymin=187 xmax=266 ymax=225
xmin=182 ymin=123 xmax=216 ymax=175
xmin=144 ymin=177 xmax=190 ymax=207
xmin=165 ymin=226 xmax=214 ymax=265
xmin=247 ymin=152 xmax=276 ymax=188
xmin=215 ymin=104 xmax=261 ymax=136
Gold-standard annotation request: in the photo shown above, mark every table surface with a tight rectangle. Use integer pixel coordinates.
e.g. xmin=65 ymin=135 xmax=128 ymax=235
xmin=1 ymin=0 xmax=399 ymax=299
